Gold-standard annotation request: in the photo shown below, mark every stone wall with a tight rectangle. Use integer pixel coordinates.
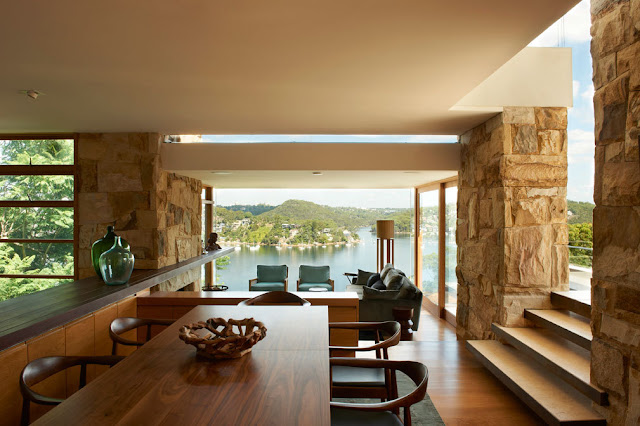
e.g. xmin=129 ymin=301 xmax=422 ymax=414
xmin=456 ymin=107 xmax=569 ymax=340
xmin=77 ymin=133 xmax=202 ymax=290
xmin=590 ymin=0 xmax=640 ymax=423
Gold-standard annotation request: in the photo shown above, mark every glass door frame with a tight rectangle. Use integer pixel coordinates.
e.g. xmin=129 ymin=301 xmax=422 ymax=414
xmin=414 ymin=177 xmax=457 ymax=327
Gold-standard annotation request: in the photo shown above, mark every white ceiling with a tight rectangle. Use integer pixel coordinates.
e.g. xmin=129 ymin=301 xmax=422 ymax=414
xmin=0 ymin=0 xmax=578 ymax=135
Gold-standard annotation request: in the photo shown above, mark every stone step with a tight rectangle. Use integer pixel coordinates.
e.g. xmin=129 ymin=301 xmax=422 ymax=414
xmin=492 ymin=324 xmax=607 ymax=405
xmin=467 ymin=340 xmax=606 ymax=426
xmin=524 ymin=309 xmax=592 ymax=351
xmin=551 ymin=291 xmax=591 ymax=318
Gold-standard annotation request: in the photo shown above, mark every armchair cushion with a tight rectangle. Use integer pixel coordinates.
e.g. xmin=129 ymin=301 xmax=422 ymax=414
xmin=257 ymin=265 xmax=287 ymax=283
xmin=331 ymin=407 xmax=403 ymax=426
xmin=299 ymin=265 xmax=330 ymax=284
xmin=331 ymin=366 xmax=385 ymax=387
xmin=251 ymin=282 xmax=286 ymax=291
xmin=380 ymin=263 xmax=394 ymax=281
xmin=355 ymin=269 xmax=375 ymax=285
xmin=298 ymin=283 xmax=333 ymax=291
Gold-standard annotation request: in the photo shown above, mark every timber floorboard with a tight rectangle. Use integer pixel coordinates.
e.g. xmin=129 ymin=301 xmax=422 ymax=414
xmin=380 ymin=309 xmax=544 ymax=425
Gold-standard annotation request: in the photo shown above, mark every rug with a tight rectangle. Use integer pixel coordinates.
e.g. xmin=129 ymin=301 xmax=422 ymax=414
xmin=334 ymin=371 xmax=445 ymax=425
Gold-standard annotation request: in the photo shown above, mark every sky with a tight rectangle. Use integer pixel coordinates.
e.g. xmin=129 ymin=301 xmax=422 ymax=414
xmin=213 ymin=1 xmax=595 ymax=208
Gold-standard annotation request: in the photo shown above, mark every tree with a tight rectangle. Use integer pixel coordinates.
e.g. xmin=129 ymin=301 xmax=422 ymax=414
xmin=0 ymin=139 xmax=75 ymax=301
xmin=568 ymin=222 xmax=593 ymax=267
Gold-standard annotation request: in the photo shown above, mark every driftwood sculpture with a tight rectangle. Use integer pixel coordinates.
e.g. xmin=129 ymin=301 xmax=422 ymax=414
xmin=178 ymin=317 xmax=267 ymax=359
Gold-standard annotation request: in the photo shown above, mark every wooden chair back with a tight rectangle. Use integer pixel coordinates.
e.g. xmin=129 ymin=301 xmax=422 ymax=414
xmin=328 ymin=321 xmax=401 ymax=358
xmin=238 ymin=291 xmax=311 ymax=306
xmin=109 ymin=317 xmax=174 ymax=355
xmin=20 ymin=355 xmax=124 ymax=425
xmin=329 ymin=358 xmax=429 ymax=426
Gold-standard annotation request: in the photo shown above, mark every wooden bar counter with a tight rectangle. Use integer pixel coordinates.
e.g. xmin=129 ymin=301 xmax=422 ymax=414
xmin=137 ymin=291 xmax=360 ymax=350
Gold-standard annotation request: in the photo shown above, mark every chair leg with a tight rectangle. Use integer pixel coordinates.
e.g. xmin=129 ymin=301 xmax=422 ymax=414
xmin=404 ymin=407 xmax=412 ymax=426
xmin=21 ymin=399 xmax=30 ymax=426
xmin=112 ymin=340 xmax=118 ymax=356
xmin=79 ymin=364 xmax=87 ymax=388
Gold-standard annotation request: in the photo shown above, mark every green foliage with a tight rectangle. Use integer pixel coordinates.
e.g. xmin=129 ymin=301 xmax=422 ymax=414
xmin=223 ymin=204 xmax=276 ymax=216
xmin=0 ymin=140 xmax=74 ymax=301
xmin=568 ymin=222 xmax=593 ymax=267
xmin=567 ymin=200 xmax=594 ymax=224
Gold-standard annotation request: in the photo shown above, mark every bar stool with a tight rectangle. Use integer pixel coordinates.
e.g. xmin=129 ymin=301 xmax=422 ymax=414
xmin=109 ymin=317 xmax=174 ymax=355
xmin=20 ymin=355 xmax=124 ymax=425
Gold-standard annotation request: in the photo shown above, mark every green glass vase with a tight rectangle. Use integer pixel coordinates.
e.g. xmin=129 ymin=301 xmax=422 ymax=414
xmin=91 ymin=226 xmax=130 ymax=277
xmin=99 ymin=236 xmax=135 ymax=285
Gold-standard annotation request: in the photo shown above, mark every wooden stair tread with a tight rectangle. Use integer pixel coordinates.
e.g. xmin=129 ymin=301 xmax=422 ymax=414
xmin=467 ymin=340 xmax=606 ymax=425
xmin=551 ymin=291 xmax=591 ymax=318
xmin=492 ymin=325 xmax=607 ymax=404
xmin=524 ymin=309 xmax=592 ymax=350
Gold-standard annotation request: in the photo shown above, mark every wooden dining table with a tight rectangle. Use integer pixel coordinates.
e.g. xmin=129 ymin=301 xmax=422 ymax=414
xmin=35 ymin=305 xmax=331 ymax=425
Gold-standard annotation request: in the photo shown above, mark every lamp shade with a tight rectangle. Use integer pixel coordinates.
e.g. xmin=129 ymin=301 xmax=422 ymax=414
xmin=376 ymin=220 xmax=395 ymax=239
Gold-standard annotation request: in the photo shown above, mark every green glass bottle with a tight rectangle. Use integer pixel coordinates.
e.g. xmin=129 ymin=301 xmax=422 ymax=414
xmin=91 ymin=226 xmax=130 ymax=277
xmin=99 ymin=236 xmax=135 ymax=285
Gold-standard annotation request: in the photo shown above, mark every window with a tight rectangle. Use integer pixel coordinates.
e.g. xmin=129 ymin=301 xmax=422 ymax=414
xmin=0 ymin=137 xmax=76 ymax=301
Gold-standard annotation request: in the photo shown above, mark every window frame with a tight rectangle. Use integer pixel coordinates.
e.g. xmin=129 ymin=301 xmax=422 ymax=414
xmin=0 ymin=134 xmax=78 ymax=281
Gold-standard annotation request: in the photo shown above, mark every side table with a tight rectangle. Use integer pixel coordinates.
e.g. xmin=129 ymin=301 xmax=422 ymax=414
xmin=392 ymin=306 xmax=414 ymax=341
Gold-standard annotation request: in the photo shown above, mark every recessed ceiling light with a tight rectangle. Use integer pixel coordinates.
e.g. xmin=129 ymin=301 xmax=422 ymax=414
xmin=403 ymin=171 xmax=419 ymax=174
xmin=212 ymin=171 xmax=231 ymax=175
xmin=312 ymin=171 xmax=323 ymax=176
xmin=20 ymin=89 xmax=43 ymax=100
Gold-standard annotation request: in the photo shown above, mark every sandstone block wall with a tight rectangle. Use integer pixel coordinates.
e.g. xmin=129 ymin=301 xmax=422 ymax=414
xmin=77 ymin=133 xmax=202 ymax=290
xmin=456 ymin=107 xmax=569 ymax=340
xmin=590 ymin=0 xmax=640 ymax=423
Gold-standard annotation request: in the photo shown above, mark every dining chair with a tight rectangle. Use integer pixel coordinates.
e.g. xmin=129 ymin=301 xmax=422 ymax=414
xmin=238 ymin=290 xmax=311 ymax=306
xmin=109 ymin=317 xmax=174 ymax=355
xmin=330 ymin=358 xmax=429 ymax=426
xmin=19 ymin=355 xmax=125 ymax=425
xmin=249 ymin=264 xmax=289 ymax=291
xmin=297 ymin=265 xmax=334 ymax=291
xmin=329 ymin=321 xmax=401 ymax=399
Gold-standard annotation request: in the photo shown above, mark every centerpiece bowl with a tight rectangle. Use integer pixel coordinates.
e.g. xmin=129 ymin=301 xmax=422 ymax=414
xmin=178 ymin=317 xmax=267 ymax=359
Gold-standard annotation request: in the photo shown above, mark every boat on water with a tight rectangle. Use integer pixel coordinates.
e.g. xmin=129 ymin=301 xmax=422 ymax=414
xmin=249 ymin=244 xmax=259 ymax=251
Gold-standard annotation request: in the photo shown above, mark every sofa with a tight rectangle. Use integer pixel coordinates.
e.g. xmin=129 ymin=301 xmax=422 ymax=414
xmin=345 ymin=264 xmax=423 ymax=330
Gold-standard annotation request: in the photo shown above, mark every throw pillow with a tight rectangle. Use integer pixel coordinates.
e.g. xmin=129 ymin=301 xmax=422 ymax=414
xmin=355 ymin=269 xmax=375 ymax=285
xmin=371 ymin=280 xmax=386 ymax=290
xmin=367 ymin=273 xmax=381 ymax=287
xmin=363 ymin=286 xmax=400 ymax=300
xmin=380 ymin=263 xmax=394 ymax=280
xmin=383 ymin=269 xmax=404 ymax=290
xmin=397 ymin=277 xmax=418 ymax=299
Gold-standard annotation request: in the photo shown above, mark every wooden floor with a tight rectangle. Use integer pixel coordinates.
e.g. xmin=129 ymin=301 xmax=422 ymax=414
xmin=387 ymin=308 xmax=544 ymax=425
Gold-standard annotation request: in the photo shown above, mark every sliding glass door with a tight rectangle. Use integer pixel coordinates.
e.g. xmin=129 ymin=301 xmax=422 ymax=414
xmin=415 ymin=179 xmax=457 ymax=325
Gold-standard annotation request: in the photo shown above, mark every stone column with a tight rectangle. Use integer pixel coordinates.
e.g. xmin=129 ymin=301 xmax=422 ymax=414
xmin=590 ymin=0 xmax=640 ymax=423
xmin=456 ymin=107 xmax=569 ymax=340
xmin=77 ymin=133 xmax=202 ymax=290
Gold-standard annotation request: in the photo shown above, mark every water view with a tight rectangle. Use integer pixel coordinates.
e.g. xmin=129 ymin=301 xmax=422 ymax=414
xmin=216 ymin=227 xmax=423 ymax=292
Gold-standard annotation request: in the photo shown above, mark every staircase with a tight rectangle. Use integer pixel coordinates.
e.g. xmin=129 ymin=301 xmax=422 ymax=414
xmin=467 ymin=291 xmax=607 ymax=425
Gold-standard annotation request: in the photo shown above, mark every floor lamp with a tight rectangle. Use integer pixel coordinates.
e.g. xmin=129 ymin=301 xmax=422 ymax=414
xmin=376 ymin=220 xmax=394 ymax=271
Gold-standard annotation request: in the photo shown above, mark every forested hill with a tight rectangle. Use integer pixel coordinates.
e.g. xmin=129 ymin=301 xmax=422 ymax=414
xmin=223 ymin=204 xmax=276 ymax=216
xmin=567 ymin=200 xmax=594 ymax=224
xmin=257 ymin=199 xmax=385 ymax=228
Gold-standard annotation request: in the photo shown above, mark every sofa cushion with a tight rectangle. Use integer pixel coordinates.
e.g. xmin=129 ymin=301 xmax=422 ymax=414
xmin=362 ymin=286 xmax=400 ymax=300
xmin=397 ymin=277 xmax=419 ymax=299
xmin=257 ymin=265 xmax=287 ymax=283
xmin=383 ymin=269 xmax=405 ymax=290
xmin=379 ymin=263 xmax=394 ymax=280
xmin=355 ymin=269 xmax=375 ymax=285
xmin=366 ymin=273 xmax=381 ymax=287
xmin=371 ymin=280 xmax=386 ymax=290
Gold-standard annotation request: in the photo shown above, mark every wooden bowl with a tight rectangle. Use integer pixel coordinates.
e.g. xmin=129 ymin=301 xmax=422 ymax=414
xmin=178 ymin=317 xmax=267 ymax=359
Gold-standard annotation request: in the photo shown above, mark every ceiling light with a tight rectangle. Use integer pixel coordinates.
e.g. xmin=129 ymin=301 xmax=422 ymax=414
xmin=312 ymin=171 xmax=323 ymax=176
xmin=212 ymin=171 xmax=231 ymax=175
xmin=20 ymin=89 xmax=43 ymax=100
